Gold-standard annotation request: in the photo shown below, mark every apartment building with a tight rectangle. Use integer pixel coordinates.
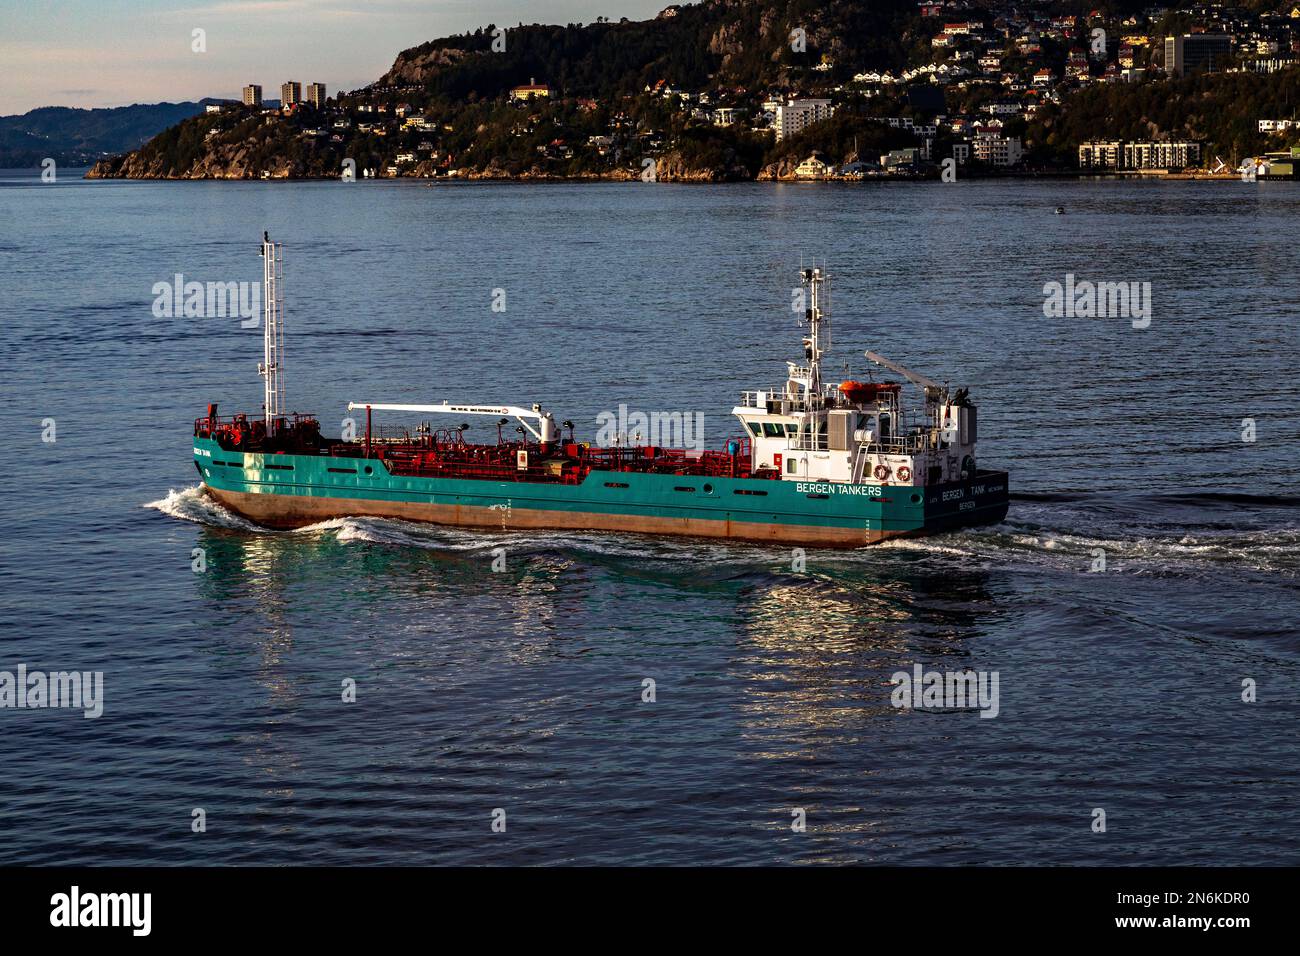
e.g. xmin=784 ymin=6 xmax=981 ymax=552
xmin=774 ymin=99 xmax=834 ymax=141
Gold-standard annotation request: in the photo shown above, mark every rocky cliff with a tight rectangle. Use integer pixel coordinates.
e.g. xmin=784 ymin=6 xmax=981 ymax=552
xmin=87 ymin=142 xmax=301 ymax=179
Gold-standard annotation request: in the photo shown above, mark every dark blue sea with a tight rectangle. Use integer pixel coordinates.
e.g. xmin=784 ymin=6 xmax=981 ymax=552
xmin=1 ymin=169 xmax=1297 ymax=864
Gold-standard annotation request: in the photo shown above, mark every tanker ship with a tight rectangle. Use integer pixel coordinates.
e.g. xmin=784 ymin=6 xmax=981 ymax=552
xmin=190 ymin=235 xmax=1009 ymax=547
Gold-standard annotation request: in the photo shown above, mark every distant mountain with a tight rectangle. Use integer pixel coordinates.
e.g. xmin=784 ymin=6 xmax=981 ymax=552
xmin=0 ymin=101 xmax=224 ymax=167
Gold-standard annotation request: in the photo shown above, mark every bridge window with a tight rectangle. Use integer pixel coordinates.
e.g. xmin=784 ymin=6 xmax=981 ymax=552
xmin=762 ymin=422 xmax=784 ymax=437
xmin=747 ymin=422 xmax=761 ymax=437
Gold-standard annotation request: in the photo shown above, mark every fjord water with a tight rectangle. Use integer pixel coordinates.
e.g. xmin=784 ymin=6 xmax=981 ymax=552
xmin=1 ymin=170 xmax=1297 ymax=865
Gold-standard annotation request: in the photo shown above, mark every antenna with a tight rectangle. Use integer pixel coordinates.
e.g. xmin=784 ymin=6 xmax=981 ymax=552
xmin=800 ymin=265 xmax=829 ymax=399
xmin=258 ymin=232 xmax=285 ymax=435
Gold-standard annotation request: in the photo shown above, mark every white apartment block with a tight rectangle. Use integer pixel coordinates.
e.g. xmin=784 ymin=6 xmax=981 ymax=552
xmin=774 ymin=99 xmax=834 ymax=141
xmin=1079 ymin=139 xmax=1202 ymax=169
xmin=1123 ymin=140 xmax=1201 ymax=169
xmin=974 ymin=134 xmax=1023 ymax=166
xmin=1078 ymin=140 xmax=1123 ymax=168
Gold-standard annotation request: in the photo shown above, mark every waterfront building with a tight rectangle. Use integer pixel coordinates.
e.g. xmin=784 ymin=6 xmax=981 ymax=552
xmin=1122 ymin=140 xmax=1202 ymax=169
xmin=281 ymin=81 xmax=302 ymax=106
xmin=242 ymin=84 xmax=262 ymax=107
xmin=1260 ymin=147 xmax=1300 ymax=177
xmin=881 ymin=148 xmax=920 ymax=169
xmin=1078 ymin=139 xmax=1202 ymax=170
xmin=306 ymin=83 xmax=326 ymax=108
xmin=1078 ymin=140 xmax=1123 ymax=168
xmin=973 ymin=134 xmax=1023 ymax=166
xmin=795 ymin=154 xmax=829 ymax=179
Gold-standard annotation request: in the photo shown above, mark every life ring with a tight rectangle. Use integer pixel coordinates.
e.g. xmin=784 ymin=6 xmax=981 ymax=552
xmin=896 ymin=465 xmax=912 ymax=482
xmin=873 ymin=464 xmax=891 ymax=481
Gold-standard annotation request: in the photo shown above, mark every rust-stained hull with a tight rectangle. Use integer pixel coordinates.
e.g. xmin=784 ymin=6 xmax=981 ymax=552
xmin=193 ymin=437 xmax=1009 ymax=548
xmin=205 ymin=485 xmax=909 ymax=546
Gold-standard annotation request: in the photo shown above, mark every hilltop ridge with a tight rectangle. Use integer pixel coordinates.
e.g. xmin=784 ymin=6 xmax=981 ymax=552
xmin=87 ymin=1 xmax=1300 ymax=181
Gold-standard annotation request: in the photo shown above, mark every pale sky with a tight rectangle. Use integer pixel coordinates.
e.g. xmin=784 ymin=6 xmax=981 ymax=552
xmin=0 ymin=0 xmax=668 ymax=115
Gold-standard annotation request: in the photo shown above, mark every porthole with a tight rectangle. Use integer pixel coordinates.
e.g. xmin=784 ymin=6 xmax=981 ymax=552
xmin=910 ymin=493 xmax=922 ymax=504
xmin=703 ymin=483 xmax=714 ymax=494
xmin=363 ymin=465 xmax=374 ymax=475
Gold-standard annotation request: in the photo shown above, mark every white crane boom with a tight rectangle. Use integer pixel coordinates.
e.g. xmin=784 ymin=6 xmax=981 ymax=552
xmin=863 ymin=351 xmax=945 ymax=393
xmin=347 ymin=401 xmax=558 ymax=441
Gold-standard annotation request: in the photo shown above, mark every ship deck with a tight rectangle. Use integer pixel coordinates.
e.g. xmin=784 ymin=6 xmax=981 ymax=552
xmin=194 ymin=412 xmax=769 ymax=486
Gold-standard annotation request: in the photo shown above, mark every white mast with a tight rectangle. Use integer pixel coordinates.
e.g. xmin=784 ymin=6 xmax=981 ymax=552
xmin=258 ymin=232 xmax=285 ymax=434
xmin=801 ymin=266 xmax=829 ymax=403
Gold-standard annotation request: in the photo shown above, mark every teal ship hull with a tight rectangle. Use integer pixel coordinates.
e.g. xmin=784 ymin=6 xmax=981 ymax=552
xmin=193 ymin=436 xmax=1009 ymax=547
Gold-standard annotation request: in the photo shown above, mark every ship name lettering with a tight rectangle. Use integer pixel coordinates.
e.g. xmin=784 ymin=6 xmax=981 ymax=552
xmin=795 ymin=482 xmax=882 ymax=497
